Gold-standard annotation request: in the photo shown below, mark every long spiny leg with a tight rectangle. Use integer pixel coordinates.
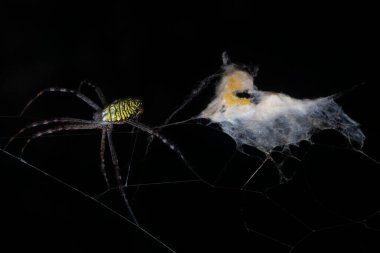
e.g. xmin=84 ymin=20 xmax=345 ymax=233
xmin=79 ymin=81 xmax=107 ymax=106
xmin=125 ymin=115 xmax=141 ymax=186
xmin=106 ymin=126 xmax=139 ymax=225
xmin=115 ymin=120 xmax=212 ymax=187
xmin=20 ymin=123 xmax=102 ymax=158
xmin=100 ymin=129 xmax=110 ymax=189
xmin=4 ymin=118 xmax=96 ymax=149
xmin=164 ymin=72 xmax=221 ymax=126
xmin=142 ymin=72 xmax=221 ymax=160
xmin=20 ymin=87 xmax=101 ymax=116
xmin=125 ymin=126 xmax=139 ymax=187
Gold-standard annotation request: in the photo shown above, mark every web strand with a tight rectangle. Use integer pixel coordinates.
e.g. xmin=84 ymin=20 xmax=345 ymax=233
xmin=0 ymin=147 xmax=176 ymax=253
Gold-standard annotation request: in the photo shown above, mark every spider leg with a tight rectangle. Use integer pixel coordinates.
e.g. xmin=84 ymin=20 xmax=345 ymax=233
xmin=106 ymin=125 xmax=140 ymax=225
xmin=79 ymin=80 xmax=107 ymax=106
xmin=114 ymin=120 xmax=212 ymax=187
xmin=20 ymin=87 xmax=101 ymax=116
xmin=100 ymin=129 xmax=110 ymax=189
xmin=125 ymin=126 xmax=139 ymax=186
xmin=125 ymin=114 xmax=141 ymax=186
xmin=4 ymin=117 xmax=96 ymax=149
xmin=20 ymin=123 xmax=102 ymax=158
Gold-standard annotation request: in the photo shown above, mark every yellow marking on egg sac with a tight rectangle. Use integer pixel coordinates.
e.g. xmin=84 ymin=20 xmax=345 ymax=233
xmin=223 ymin=71 xmax=252 ymax=106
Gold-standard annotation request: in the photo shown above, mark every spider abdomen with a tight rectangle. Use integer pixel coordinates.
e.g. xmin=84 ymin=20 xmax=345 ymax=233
xmin=102 ymin=98 xmax=143 ymax=122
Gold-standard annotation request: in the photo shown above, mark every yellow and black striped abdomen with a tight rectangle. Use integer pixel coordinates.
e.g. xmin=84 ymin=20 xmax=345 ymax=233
xmin=102 ymin=98 xmax=143 ymax=122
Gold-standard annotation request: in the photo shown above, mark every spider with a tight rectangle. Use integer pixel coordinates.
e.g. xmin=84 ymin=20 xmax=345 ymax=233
xmin=4 ymin=81 xmax=200 ymax=225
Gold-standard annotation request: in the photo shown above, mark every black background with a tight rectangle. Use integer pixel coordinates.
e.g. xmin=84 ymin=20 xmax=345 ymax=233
xmin=0 ymin=1 xmax=379 ymax=252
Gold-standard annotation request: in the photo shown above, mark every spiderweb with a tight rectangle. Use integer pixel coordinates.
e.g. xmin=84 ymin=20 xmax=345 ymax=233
xmin=1 ymin=64 xmax=379 ymax=253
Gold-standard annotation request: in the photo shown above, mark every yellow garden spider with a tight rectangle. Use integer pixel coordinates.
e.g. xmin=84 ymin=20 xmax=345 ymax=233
xmin=4 ymin=81 xmax=200 ymax=225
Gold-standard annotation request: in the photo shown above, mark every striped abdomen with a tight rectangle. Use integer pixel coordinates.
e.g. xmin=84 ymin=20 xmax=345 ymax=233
xmin=102 ymin=98 xmax=143 ymax=122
